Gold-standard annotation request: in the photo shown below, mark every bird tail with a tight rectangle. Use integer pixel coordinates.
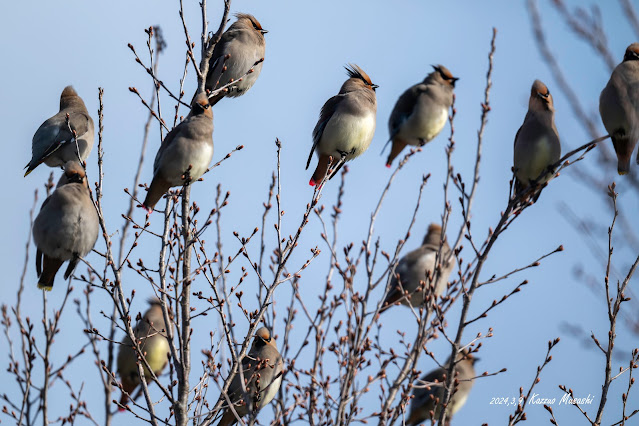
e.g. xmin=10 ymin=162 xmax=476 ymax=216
xmin=118 ymin=391 xmax=129 ymax=411
xmin=143 ymin=176 xmax=171 ymax=211
xmin=310 ymin=154 xmax=330 ymax=186
xmin=37 ymin=255 xmax=64 ymax=291
xmin=612 ymin=135 xmax=636 ymax=175
xmin=217 ymin=410 xmax=238 ymax=426
xmin=386 ymin=139 xmax=407 ymax=167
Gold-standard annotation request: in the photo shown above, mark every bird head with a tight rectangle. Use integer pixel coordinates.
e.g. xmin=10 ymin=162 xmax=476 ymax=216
xmin=530 ymin=79 xmax=554 ymax=111
xmin=342 ymin=63 xmax=378 ymax=93
xmin=429 ymin=64 xmax=459 ymax=88
xmin=60 ymin=161 xmax=86 ymax=185
xmin=623 ymin=43 xmax=639 ymax=62
xmin=191 ymin=92 xmax=213 ymax=118
xmin=423 ymin=223 xmax=445 ymax=246
xmin=234 ymin=13 xmax=268 ymax=36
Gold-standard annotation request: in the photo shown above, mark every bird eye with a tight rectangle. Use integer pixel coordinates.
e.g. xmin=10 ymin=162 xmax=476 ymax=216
xmin=252 ymin=22 xmax=260 ymax=30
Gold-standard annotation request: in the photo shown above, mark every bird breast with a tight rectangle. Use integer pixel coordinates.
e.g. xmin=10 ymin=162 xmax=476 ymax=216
xmin=398 ymin=104 xmax=448 ymax=146
xmin=515 ymin=135 xmax=556 ymax=183
xmin=319 ymin=112 xmax=376 ymax=160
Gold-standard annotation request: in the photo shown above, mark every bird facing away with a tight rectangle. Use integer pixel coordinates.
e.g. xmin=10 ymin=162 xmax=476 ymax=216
xmin=382 ymin=223 xmax=454 ymax=311
xmin=142 ymin=92 xmax=214 ymax=211
xmin=117 ymin=299 xmax=171 ymax=408
xmin=406 ymin=349 xmax=478 ymax=425
xmin=600 ymin=42 xmax=639 ymax=175
xmin=513 ymin=80 xmax=561 ymax=201
xmin=205 ymin=13 xmax=267 ymax=106
xmin=25 ymin=86 xmax=94 ymax=176
xmin=32 ymin=161 xmax=99 ymax=290
xmin=218 ymin=327 xmax=283 ymax=426
xmin=306 ymin=64 xmax=378 ymax=186
xmin=386 ymin=65 xmax=458 ymax=167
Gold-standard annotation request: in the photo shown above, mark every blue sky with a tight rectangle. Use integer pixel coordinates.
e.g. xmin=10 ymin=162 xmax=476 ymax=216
xmin=1 ymin=0 xmax=637 ymax=424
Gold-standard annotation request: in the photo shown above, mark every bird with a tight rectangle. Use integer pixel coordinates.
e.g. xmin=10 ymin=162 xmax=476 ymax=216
xmin=386 ymin=65 xmax=458 ymax=167
xmin=406 ymin=349 xmax=477 ymax=425
xmin=513 ymin=80 xmax=561 ymax=202
xmin=32 ymin=161 xmax=99 ymax=290
xmin=218 ymin=327 xmax=283 ymax=426
xmin=142 ymin=92 xmax=214 ymax=211
xmin=381 ymin=223 xmax=454 ymax=311
xmin=306 ymin=64 xmax=378 ymax=186
xmin=600 ymin=42 xmax=639 ymax=175
xmin=25 ymin=86 xmax=94 ymax=176
xmin=117 ymin=299 xmax=171 ymax=408
xmin=205 ymin=13 xmax=267 ymax=106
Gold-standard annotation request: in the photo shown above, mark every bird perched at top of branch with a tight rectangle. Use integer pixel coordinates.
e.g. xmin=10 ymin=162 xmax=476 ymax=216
xmin=385 ymin=65 xmax=458 ymax=167
xmin=306 ymin=64 xmax=378 ymax=187
xmin=117 ymin=299 xmax=171 ymax=408
xmin=25 ymin=86 xmax=94 ymax=177
xmin=32 ymin=161 xmax=99 ymax=290
xmin=406 ymin=349 xmax=478 ymax=426
xmin=600 ymin=42 xmax=639 ymax=175
xmin=513 ymin=79 xmax=561 ymax=202
xmin=218 ymin=327 xmax=283 ymax=426
xmin=205 ymin=13 xmax=267 ymax=106
xmin=382 ymin=223 xmax=453 ymax=312
xmin=142 ymin=92 xmax=214 ymax=211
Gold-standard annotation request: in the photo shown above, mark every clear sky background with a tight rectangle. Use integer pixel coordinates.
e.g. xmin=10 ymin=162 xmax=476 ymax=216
xmin=1 ymin=0 xmax=638 ymax=424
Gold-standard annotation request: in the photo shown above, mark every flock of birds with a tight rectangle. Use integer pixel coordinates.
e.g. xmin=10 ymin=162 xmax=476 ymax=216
xmin=20 ymin=9 xmax=639 ymax=424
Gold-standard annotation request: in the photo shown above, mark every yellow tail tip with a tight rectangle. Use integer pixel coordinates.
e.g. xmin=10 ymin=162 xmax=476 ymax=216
xmin=24 ymin=169 xmax=33 ymax=177
xmin=618 ymin=170 xmax=628 ymax=176
xmin=37 ymin=283 xmax=53 ymax=291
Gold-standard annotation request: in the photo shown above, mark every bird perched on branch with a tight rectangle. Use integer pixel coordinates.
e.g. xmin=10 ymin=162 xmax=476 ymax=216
xmin=117 ymin=299 xmax=171 ymax=408
xmin=25 ymin=86 xmax=94 ymax=176
xmin=306 ymin=64 xmax=378 ymax=186
xmin=385 ymin=65 xmax=457 ymax=167
xmin=513 ymin=80 xmax=561 ymax=202
xmin=406 ymin=349 xmax=478 ymax=425
xmin=142 ymin=92 xmax=214 ymax=211
xmin=218 ymin=327 xmax=283 ymax=426
xmin=382 ymin=223 xmax=453 ymax=311
xmin=32 ymin=161 xmax=98 ymax=290
xmin=205 ymin=13 xmax=267 ymax=106
xmin=600 ymin=42 xmax=639 ymax=175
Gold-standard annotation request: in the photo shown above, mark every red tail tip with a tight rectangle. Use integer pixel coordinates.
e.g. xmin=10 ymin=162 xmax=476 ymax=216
xmin=309 ymin=178 xmax=316 ymax=186
xmin=385 ymin=163 xmax=391 ymax=168
xmin=142 ymin=204 xmax=153 ymax=214
xmin=118 ymin=407 xmax=126 ymax=413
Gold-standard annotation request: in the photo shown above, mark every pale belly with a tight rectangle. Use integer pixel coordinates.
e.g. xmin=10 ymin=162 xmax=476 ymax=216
xmin=319 ymin=113 xmax=376 ymax=160
xmin=515 ymin=136 xmax=556 ymax=183
xmin=164 ymin=142 xmax=214 ymax=185
xmin=398 ymin=106 xmax=448 ymax=146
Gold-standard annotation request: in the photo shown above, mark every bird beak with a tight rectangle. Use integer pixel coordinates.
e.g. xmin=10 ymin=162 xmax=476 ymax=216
xmin=371 ymin=83 xmax=379 ymax=90
xmin=260 ymin=29 xmax=268 ymax=35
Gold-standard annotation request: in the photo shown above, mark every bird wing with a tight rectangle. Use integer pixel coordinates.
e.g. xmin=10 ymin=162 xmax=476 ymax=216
xmin=152 ymin=120 xmax=185 ymax=175
xmin=388 ymin=85 xmax=420 ymax=140
xmin=306 ymin=94 xmax=343 ymax=169
xmin=26 ymin=112 xmax=91 ymax=172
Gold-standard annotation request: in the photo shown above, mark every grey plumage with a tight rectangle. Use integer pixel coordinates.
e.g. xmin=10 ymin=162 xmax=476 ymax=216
xmin=386 ymin=65 xmax=457 ymax=166
xmin=599 ymin=42 xmax=639 ymax=175
xmin=306 ymin=64 xmax=378 ymax=186
xmin=513 ymin=80 xmax=561 ymax=201
xmin=205 ymin=13 xmax=267 ymax=106
xmin=218 ymin=327 xmax=283 ymax=426
xmin=382 ymin=223 xmax=453 ymax=310
xmin=32 ymin=161 xmax=99 ymax=290
xmin=143 ymin=92 xmax=214 ymax=211
xmin=117 ymin=299 xmax=171 ymax=407
xmin=25 ymin=86 xmax=94 ymax=176
xmin=406 ymin=350 xmax=477 ymax=425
